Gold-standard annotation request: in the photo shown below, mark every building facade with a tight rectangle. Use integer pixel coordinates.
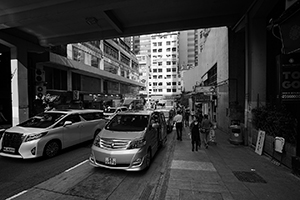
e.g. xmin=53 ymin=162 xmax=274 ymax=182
xmin=0 ymin=38 xmax=144 ymax=126
xmin=148 ymin=32 xmax=181 ymax=101
xmin=182 ymin=27 xmax=230 ymax=129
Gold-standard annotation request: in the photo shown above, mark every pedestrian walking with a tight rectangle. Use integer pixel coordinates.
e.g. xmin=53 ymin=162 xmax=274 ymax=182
xmin=173 ymin=110 xmax=183 ymax=141
xmin=190 ymin=115 xmax=201 ymax=151
xmin=201 ymin=114 xmax=213 ymax=149
xmin=184 ymin=107 xmax=190 ymax=127
xmin=197 ymin=110 xmax=203 ymax=124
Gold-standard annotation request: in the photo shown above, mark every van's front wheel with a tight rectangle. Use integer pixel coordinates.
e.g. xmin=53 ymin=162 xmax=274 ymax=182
xmin=43 ymin=140 xmax=61 ymax=158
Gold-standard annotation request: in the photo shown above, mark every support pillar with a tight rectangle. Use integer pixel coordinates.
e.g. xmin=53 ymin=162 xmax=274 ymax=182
xmin=11 ymin=47 xmax=29 ymax=125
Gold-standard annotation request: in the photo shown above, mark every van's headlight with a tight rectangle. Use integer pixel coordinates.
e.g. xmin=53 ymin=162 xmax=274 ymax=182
xmin=25 ymin=132 xmax=48 ymax=142
xmin=0 ymin=129 xmax=5 ymax=139
xmin=93 ymin=134 xmax=101 ymax=148
xmin=128 ymin=138 xmax=146 ymax=149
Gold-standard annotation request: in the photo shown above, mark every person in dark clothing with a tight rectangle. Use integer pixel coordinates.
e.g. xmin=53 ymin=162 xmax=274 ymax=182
xmin=184 ymin=108 xmax=190 ymax=127
xmin=190 ymin=115 xmax=201 ymax=151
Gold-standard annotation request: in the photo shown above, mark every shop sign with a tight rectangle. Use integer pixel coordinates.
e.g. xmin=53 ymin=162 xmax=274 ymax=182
xmin=194 ymin=93 xmax=210 ymax=102
xmin=194 ymin=86 xmax=215 ymax=95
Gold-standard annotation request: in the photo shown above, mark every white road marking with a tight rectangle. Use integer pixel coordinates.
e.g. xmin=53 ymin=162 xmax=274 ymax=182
xmin=6 ymin=190 xmax=27 ymax=200
xmin=65 ymin=159 xmax=88 ymax=172
xmin=170 ymin=160 xmax=216 ymax=171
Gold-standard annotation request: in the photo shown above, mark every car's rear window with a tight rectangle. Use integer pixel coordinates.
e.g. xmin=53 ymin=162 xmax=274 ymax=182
xmin=18 ymin=112 xmax=66 ymax=128
xmin=105 ymin=114 xmax=149 ymax=131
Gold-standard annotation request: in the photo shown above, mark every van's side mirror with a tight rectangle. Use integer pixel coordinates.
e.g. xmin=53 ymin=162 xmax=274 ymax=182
xmin=64 ymin=121 xmax=72 ymax=126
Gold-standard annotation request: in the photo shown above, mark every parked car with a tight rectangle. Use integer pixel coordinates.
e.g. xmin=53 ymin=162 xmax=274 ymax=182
xmin=89 ymin=110 xmax=167 ymax=171
xmin=155 ymin=108 xmax=174 ymax=134
xmin=103 ymin=106 xmax=128 ymax=119
xmin=0 ymin=109 xmax=107 ymax=159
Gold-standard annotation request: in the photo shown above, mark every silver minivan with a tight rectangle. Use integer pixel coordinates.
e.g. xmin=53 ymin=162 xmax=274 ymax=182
xmin=0 ymin=109 xmax=107 ymax=159
xmin=89 ymin=110 xmax=167 ymax=171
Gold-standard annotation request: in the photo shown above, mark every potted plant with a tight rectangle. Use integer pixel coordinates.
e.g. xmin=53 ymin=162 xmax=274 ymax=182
xmin=251 ymin=104 xmax=297 ymax=168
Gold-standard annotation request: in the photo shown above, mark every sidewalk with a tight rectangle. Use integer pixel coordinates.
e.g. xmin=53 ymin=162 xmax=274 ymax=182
xmin=161 ymin=126 xmax=300 ymax=200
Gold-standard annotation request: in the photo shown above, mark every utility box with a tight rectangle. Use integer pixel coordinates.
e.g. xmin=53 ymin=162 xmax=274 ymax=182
xmin=229 ymin=120 xmax=243 ymax=145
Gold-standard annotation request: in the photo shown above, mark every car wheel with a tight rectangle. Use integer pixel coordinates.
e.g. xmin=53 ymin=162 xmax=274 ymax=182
xmin=43 ymin=140 xmax=61 ymax=158
xmin=145 ymin=149 xmax=152 ymax=170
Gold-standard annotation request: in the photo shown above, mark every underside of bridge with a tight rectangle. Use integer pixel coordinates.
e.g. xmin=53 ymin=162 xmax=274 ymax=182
xmin=0 ymin=0 xmax=277 ymax=48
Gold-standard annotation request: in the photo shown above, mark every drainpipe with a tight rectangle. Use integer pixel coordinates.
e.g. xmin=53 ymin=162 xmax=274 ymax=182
xmin=244 ymin=13 xmax=250 ymax=143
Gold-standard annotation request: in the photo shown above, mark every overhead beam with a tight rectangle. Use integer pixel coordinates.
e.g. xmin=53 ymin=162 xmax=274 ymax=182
xmin=102 ymin=10 xmax=124 ymax=34
xmin=41 ymin=14 xmax=240 ymax=46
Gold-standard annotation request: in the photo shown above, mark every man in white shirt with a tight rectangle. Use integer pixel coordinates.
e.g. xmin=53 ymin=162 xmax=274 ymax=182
xmin=173 ymin=111 xmax=183 ymax=141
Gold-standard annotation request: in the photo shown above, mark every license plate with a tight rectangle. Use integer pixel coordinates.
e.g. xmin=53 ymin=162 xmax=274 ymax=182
xmin=105 ymin=157 xmax=116 ymax=165
xmin=3 ymin=147 xmax=15 ymax=153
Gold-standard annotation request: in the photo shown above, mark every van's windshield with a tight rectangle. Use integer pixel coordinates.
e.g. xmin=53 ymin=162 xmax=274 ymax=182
xmin=18 ymin=112 xmax=66 ymax=128
xmin=106 ymin=114 xmax=149 ymax=131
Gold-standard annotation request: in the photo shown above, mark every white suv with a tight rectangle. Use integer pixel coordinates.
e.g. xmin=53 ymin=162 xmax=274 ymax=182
xmin=0 ymin=109 xmax=107 ymax=159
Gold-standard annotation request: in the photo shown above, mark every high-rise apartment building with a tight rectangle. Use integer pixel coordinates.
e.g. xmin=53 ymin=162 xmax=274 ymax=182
xmin=148 ymin=32 xmax=181 ymax=100
xmin=178 ymin=30 xmax=199 ymax=70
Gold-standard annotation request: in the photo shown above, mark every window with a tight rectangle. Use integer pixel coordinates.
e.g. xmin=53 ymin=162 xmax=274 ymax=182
xmin=172 ymin=47 xmax=176 ymax=52
xmin=153 ymin=49 xmax=157 ymax=53
xmin=153 ymin=42 xmax=157 ymax=46
xmin=158 ymin=82 xmax=163 ymax=86
xmin=153 ymin=75 xmax=157 ymax=79
xmin=172 ymin=74 xmax=176 ymax=78
xmin=81 ymin=112 xmax=104 ymax=121
xmin=153 ymin=69 xmax=157 ymax=73
xmin=153 ymin=82 xmax=158 ymax=86
xmin=103 ymin=42 xmax=118 ymax=60
xmin=167 ymin=89 xmax=171 ymax=92
xmin=158 ymin=75 xmax=163 ymax=79
xmin=172 ymin=68 xmax=176 ymax=72
xmin=166 ymin=75 xmax=171 ymax=79
xmin=166 ymin=48 xmax=171 ymax=52
xmin=172 ymin=82 xmax=176 ymax=85
xmin=158 ymin=49 xmax=162 ymax=52
xmin=167 ymin=61 xmax=171 ymax=65
xmin=167 ymin=68 xmax=171 ymax=72
xmin=158 ymin=68 xmax=162 ymax=72
xmin=172 ymin=89 xmax=177 ymax=92
xmin=158 ymin=89 xmax=162 ymax=92
xmin=158 ymin=42 xmax=162 ymax=46
xmin=149 ymin=82 xmax=152 ymax=86
xmin=172 ymin=61 xmax=176 ymax=65
xmin=178 ymin=82 xmax=181 ymax=85
xmin=167 ymin=82 xmax=171 ymax=86
xmin=153 ymin=89 xmax=157 ymax=92
xmin=158 ymin=62 xmax=162 ymax=66
xmin=166 ymin=41 xmax=171 ymax=45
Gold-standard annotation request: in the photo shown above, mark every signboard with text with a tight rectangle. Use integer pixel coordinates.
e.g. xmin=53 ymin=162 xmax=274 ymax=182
xmin=255 ymin=130 xmax=266 ymax=155
xmin=278 ymin=54 xmax=300 ymax=102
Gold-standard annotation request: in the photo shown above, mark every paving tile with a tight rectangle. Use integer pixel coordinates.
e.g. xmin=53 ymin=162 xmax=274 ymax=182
xmin=167 ymin=179 xmax=192 ymax=190
xmin=179 ymin=189 xmax=223 ymax=200
xmin=191 ymin=182 xmax=229 ymax=193
xmin=169 ymin=169 xmax=221 ymax=183
xmin=170 ymin=160 xmax=216 ymax=171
